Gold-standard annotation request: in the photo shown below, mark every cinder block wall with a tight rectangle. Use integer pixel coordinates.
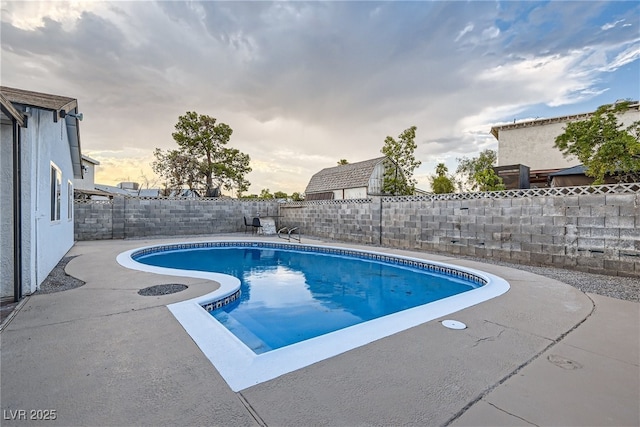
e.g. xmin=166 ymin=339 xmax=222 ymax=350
xmin=278 ymin=200 xmax=380 ymax=245
xmin=279 ymin=193 xmax=639 ymax=277
xmin=74 ymin=197 xmax=279 ymax=240
xmin=74 ymin=200 xmax=114 ymax=240
xmin=75 ymin=192 xmax=639 ymax=276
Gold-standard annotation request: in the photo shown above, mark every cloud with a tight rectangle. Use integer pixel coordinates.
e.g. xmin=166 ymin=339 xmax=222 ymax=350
xmin=1 ymin=1 xmax=109 ymax=31
xmin=482 ymin=26 xmax=500 ymax=39
xmin=455 ymin=23 xmax=474 ymax=42
xmin=602 ymin=19 xmax=625 ymax=31
xmin=89 ymin=150 xmax=157 ymax=186
xmin=601 ymin=41 xmax=640 ymax=72
xmin=2 ymin=1 xmax=638 ymax=194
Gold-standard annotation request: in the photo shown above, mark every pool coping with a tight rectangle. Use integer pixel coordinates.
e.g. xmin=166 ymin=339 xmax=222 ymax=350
xmin=117 ymin=240 xmax=510 ymax=391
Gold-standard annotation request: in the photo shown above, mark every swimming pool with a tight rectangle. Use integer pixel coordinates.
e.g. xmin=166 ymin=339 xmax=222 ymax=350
xmin=132 ymin=244 xmax=485 ymax=354
xmin=117 ymin=241 xmax=510 ymax=391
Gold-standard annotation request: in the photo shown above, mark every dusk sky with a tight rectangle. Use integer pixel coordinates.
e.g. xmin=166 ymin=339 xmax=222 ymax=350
xmin=2 ymin=1 xmax=639 ymax=195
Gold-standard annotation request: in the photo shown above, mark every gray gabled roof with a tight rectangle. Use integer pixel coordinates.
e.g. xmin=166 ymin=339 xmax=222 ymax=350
xmin=94 ymin=184 xmax=132 ymax=196
xmin=0 ymin=86 xmax=77 ymax=113
xmin=82 ymin=154 xmax=100 ymax=165
xmin=1 ymin=86 xmax=83 ymax=179
xmin=548 ymin=165 xmax=586 ymax=176
xmin=305 ymin=157 xmax=386 ymax=194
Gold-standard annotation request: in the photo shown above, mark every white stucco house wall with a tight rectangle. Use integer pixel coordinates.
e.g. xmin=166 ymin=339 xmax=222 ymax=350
xmin=1 ymin=86 xmax=83 ymax=301
xmin=490 ymin=102 xmax=640 ymax=185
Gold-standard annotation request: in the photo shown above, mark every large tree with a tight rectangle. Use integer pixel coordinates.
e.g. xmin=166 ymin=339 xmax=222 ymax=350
xmin=429 ymin=163 xmax=456 ymax=194
xmin=291 ymin=192 xmax=304 ymax=201
xmin=152 ymin=148 xmax=200 ymax=196
xmin=456 ymin=149 xmax=505 ymax=192
xmin=152 ymin=112 xmax=251 ymax=197
xmin=273 ymin=191 xmax=288 ymax=199
xmin=381 ymin=126 xmax=421 ymax=195
xmin=554 ymin=101 xmax=640 ymax=184
xmin=259 ymin=188 xmax=274 ymax=199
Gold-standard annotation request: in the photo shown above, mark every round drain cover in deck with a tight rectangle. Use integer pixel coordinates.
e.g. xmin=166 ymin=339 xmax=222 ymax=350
xmin=441 ymin=320 xmax=467 ymax=330
xmin=138 ymin=284 xmax=188 ymax=296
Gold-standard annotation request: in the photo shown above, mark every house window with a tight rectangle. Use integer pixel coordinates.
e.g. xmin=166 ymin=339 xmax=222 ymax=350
xmin=50 ymin=163 xmax=61 ymax=221
xmin=68 ymin=180 xmax=73 ymax=220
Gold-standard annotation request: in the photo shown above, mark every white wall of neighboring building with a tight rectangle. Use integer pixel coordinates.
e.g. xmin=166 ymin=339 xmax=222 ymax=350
xmin=330 ymin=187 xmax=368 ymax=200
xmin=497 ymin=107 xmax=640 ymax=170
xmin=368 ymin=162 xmax=386 ymax=195
xmin=18 ymin=109 xmax=75 ymax=296
xmin=497 ymin=121 xmax=578 ymax=170
xmin=74 ymin=157 xmax=98 ymax=190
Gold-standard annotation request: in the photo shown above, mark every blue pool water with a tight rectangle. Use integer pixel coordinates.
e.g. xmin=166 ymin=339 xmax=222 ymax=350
xmin=134 ymin=245 xmax=482 ymax=354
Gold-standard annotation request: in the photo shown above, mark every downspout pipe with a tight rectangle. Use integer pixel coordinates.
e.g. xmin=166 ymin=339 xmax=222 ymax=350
xmin=379 ymin=196 xmax=383 ymax=246
xmin=13 ymin=118 xmax=23 ymax=302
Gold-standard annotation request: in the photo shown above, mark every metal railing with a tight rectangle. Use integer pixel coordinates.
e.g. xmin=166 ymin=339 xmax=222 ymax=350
xmin=277 ymin=226 xmax=301 ymax=242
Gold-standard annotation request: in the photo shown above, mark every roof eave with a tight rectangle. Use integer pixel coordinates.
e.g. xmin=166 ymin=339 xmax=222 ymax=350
xmin=65 ymin=111 xmax=83 ymax=179
xmin=490 ymin=102 xmax=639 ymax=136
xmin=0 ymin=86 xmax=78 ymax=123
xmin=81 ymin=154 xmax=100 ymax=165
xmin=0 ymin=93 xmax=26 ymax=127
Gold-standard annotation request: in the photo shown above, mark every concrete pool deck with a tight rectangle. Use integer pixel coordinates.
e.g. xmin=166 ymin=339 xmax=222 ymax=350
xmin=1 ymin=235 xmax=638 ymax=426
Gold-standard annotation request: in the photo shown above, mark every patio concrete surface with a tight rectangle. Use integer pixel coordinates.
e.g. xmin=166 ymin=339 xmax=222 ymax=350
xmin=1 ymin=235 xmax=638 ymax=426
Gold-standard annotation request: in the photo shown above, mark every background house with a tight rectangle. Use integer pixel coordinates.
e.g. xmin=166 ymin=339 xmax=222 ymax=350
xmin=90 ymin=182 xmax=199 ymax=198
xmin=548 ymin=164 xmax=619 ymax=187
xmin=1 ymin=86 xmax=83 ymax=301
xmin=493 ymin=164 xmax=530 ymax=189
xmin=74 ymin=154 xmax=100 ymax=191
xmin=74 ymin=155 xmax=115 ymax=199
xmin=305 ymin=157 xmax=390 ymax=200
xmin=74 ymin=158 xmax=165 ymax=199
xmin=491 ymin=102 xmax=639 ymax=187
